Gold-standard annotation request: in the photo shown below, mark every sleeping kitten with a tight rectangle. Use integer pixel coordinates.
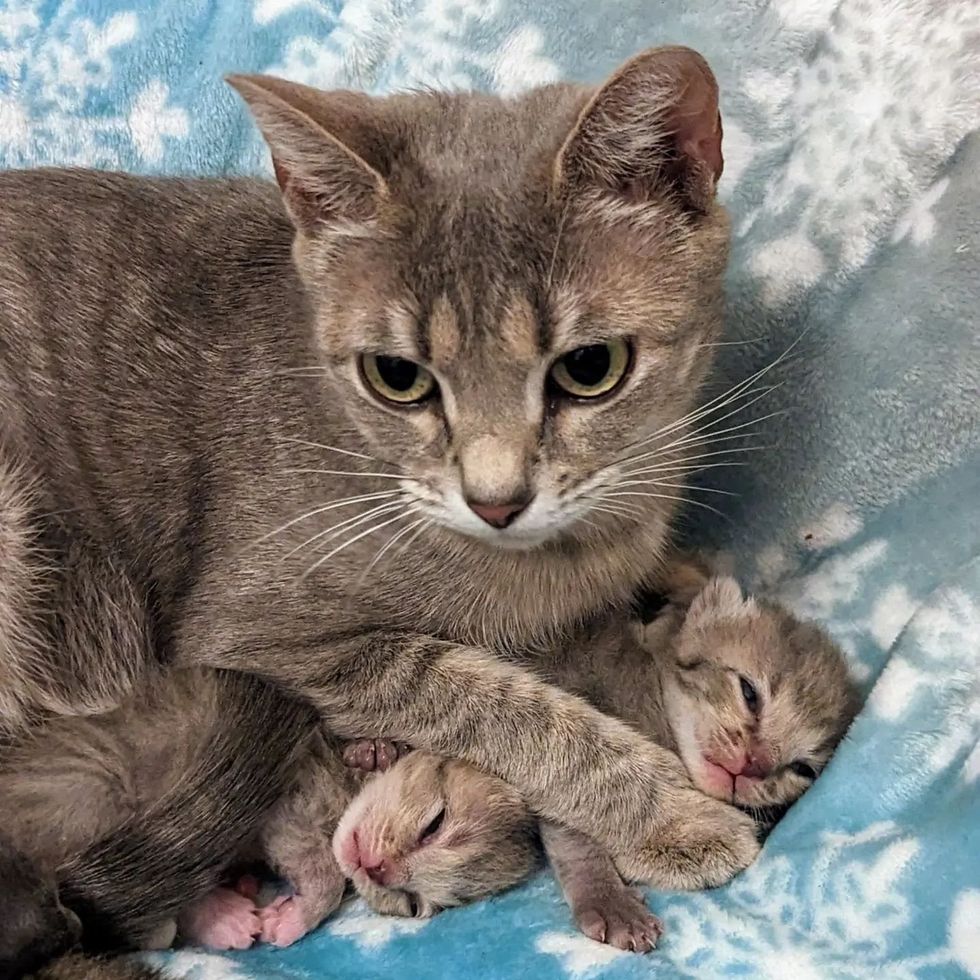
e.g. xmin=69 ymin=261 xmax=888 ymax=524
xmin=0 ymin=574 xmax=856 ymax=961
xmin=328 ymin=572 xmax=858 ymax=951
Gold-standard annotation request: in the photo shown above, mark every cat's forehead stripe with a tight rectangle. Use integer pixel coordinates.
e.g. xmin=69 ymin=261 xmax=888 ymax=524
xmin=427 ymin=294 xmax=461 ymax=368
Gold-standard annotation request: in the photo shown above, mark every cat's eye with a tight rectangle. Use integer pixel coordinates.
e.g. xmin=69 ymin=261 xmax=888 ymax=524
xmin=419 ymin=807 xmax=446 ymax=843
xmin=739 ymin=676 xmax=760 ymax=713
xmin=788 ymin=760 xmax=817 ymax=780
xmin=549 ymin=339 xmax=631 ymax=400
xmin=360 ymin=354 xmax=437 ymax=405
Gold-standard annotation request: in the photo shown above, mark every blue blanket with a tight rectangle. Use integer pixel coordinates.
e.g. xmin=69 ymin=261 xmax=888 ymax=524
xmin=3 ymin=1 xmax=978 ymax=977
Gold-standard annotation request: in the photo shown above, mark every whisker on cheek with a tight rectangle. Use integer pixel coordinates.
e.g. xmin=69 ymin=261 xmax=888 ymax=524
xmin=284 ymin=499 xmax=408 ymax=560
xmin=302 ymin=506 xmax=421 ymax=580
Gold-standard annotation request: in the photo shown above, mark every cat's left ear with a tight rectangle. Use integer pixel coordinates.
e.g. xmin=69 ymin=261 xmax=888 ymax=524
xmin=555 ymin=46 xmax=723 ymax=213
xmin=227 ymin=74 xmax=388 ymax=234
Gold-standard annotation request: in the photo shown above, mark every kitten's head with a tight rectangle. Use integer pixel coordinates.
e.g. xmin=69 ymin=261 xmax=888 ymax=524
xmin=333 ymin=751 xmax=538 ymax=917
xmin=661 ymin=577 xmax=859 ymax=810
xmin=230 ymin=47 xmax=729 ymax=550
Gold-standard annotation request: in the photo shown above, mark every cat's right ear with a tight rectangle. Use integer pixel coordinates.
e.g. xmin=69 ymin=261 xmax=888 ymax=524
xmin=226 ymin=75 xmax=388 ymax=234
xmin=554 ymin=46 xmax=723 ymax=213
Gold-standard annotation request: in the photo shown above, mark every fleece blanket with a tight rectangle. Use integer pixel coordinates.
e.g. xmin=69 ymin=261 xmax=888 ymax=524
xmin=2 ymin=0 xmax=978 ymax=977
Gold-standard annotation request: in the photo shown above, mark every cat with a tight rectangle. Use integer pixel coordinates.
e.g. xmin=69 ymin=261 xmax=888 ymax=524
xmin=0 ymin=572 xmax=857 ymax=963
xmin=0 ymin=43 xmax=759 ymax=952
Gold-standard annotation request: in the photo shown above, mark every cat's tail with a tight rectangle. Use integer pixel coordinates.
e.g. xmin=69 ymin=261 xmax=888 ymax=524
xmin=56 ymin=671 xmax=317 ymax=952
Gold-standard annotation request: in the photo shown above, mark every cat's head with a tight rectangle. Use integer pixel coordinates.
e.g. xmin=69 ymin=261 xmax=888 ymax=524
xmin=660 ymin=576 xmax=859 ymax=810
xmin=230 ymin=48 xmax=729 ymax=550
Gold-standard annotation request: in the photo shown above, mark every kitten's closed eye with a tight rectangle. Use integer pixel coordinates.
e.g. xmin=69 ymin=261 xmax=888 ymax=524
xmin=787 ymin=761 xmax=817 ymax=780
xmin=739 ymin=676 xmax=760 ymax=713
xmin=419 ymin=807 xmax=446 ymax=844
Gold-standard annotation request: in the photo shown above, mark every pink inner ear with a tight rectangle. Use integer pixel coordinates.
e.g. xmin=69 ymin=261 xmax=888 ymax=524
xmin=678 ymin=114 xmax=724 ymax=183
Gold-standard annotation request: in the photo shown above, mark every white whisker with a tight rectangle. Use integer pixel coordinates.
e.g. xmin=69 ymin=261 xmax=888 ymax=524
xmin=252 ymin=491 xmax=402 ymax=545
xmin=600 ymin=490 xmax=727 ymax=520
xmin=390 ymin=518 xmax=433 ymax=566
xmin=358 ymin=515 xmax=430 ymax=585
xmin=285 ymin=468 xmax=416 ymax=482
xmin=284 ymin=500 xmax=406 ymax=560
xmin=276 ymin=436 xmax=377 ymax=462
xmin=302 ymin=507 xmax=420 ymax=580
xmin=620 ymin=430 xmax=769 ymax=473
xmin=622 ymin=329 xmax=803 ymax=455
xmin=615 ymin=480 xmax=738 ymax=497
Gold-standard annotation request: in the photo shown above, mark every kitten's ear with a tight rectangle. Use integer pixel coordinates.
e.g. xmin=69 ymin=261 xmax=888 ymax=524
xmin=555 ymin=46 xmax=723 ymax=213
xmin=687 ymin=576 xmax=752 ymax=626
xmin=226 ymin=74 xmax=388 ymax=233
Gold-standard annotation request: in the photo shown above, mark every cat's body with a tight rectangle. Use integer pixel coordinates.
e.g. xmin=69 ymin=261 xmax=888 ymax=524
xmin=0 ymin=45 xmax=762 ymax=963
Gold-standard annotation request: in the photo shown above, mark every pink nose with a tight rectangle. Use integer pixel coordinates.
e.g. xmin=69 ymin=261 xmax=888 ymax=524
xmin=466 ymin=498 xmax=531 ymax=528
xmin=363 ymin=858 xmax=389 ymax=885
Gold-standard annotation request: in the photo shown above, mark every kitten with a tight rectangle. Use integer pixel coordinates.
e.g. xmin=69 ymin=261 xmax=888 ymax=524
xmin=332 ymin=574 xmax=858 ymax=950
xmin=0 ymin=44 xmax=756 ymax=944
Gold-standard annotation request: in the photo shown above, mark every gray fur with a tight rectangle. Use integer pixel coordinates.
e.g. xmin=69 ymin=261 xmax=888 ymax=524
xmin=0 ymin=46 xmax=756 ymax=969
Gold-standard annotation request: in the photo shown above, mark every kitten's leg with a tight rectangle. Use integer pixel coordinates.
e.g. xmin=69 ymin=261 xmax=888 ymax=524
xmin=541 ymin=823 xmax=662 ymax=953
xmin=240 ymin=632 xmax=760 ymax=885
xmin=256 ymin=733 xmax=355 ymax=947
xmin=177 ymin=888 xmax=261 ymax=950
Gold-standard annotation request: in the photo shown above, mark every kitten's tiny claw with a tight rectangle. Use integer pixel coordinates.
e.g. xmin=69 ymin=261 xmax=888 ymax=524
xmin=342 ymin=738 xmax=409 ymax=772
xmin=258 ymin=894 xmax=310 ymax=948
xmin=573 ymin=887 xmax=663 ymax=953
xmin=178 ymin=886 xmax=261 ymax=950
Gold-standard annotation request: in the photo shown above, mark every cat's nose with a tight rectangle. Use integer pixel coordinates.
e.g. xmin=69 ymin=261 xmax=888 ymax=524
xmin=466 ymin=497 xmax=531 ymax=528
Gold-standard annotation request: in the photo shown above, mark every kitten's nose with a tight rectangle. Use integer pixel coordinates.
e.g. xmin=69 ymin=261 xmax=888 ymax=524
xmin=466 ymin=496 xmax=531 ymax=528
xmin=363 ymin=858 xmax=390 ymax=885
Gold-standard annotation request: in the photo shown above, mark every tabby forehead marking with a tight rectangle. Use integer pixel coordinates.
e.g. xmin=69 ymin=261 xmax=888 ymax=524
xmin=426 ymin=294 xmax=461 ymax=370
xmin=497 ymin=294 xmax=541 ymax=363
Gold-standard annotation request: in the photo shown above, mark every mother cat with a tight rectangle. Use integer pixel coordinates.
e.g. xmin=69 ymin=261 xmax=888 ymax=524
xmin=0 ymin=45 xmax=758 ymax=942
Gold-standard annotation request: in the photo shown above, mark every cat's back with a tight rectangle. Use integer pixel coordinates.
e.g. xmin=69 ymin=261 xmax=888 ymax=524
xmin=0 ymin=167 xmax=282 ymax=242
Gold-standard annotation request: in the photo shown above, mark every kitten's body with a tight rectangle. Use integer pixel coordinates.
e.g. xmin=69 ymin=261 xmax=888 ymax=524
xmin=0 ymin=576 xmax=856 ymax=960
xmin=0 ymin=45 xmax=761 ymax=959
xmin=334 ymin=576 xmax=857 ymax=947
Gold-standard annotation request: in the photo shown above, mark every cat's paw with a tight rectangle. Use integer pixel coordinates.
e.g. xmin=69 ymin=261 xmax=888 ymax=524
xmin=573 ymin=886 xmax=662 ymax=953
xmin=178 ymin=887 xmax=261 ymax=950
xmin=258 ymin=895 xmax=311 ymax=948
xmin=621 ymin=793 xmax=761 ymax=890
xmin=342 ymin=738 xmax=411 ymax=772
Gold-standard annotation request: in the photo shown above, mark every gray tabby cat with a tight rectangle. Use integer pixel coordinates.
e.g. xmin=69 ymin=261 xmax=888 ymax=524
xmin=0 ymin=44 xmax=757 ymax=951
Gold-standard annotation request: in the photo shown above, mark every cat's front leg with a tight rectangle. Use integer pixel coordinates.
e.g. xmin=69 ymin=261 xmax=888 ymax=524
xmin=219 ymin=630 xmax=760 ymax=886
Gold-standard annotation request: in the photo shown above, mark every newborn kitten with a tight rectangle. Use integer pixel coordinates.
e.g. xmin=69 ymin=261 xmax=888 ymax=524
xmin=328 ymin=575 xmax=858 ymax=950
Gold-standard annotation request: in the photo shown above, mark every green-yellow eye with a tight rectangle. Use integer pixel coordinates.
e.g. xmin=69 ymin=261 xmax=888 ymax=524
xmin=360 ymin=354 xmax=437 ymax=405
xmin=549 ymin=339 xmax=631 ymax=399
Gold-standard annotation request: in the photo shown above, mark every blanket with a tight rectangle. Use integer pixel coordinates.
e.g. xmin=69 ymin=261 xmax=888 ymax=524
xmin=2 ymin=0 xmax=978 ymax=977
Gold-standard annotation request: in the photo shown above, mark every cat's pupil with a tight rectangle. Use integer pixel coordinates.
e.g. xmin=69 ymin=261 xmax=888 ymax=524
xmin=563 ymin=345 xmax=611 ymax=387
xmin=376 ymin=356 xmax=418 ymax=392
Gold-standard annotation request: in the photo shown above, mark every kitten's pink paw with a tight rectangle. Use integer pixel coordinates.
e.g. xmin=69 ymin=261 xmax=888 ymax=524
xmin=342 ymin=738 xmax=411 ymax=772
xmin=574 ymin=888 xmax=663 ymax=953
xmin=258 ymin=895 xmax=310 ymax=948
xmin=178 ymin=887 xmax=261 ymax=950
